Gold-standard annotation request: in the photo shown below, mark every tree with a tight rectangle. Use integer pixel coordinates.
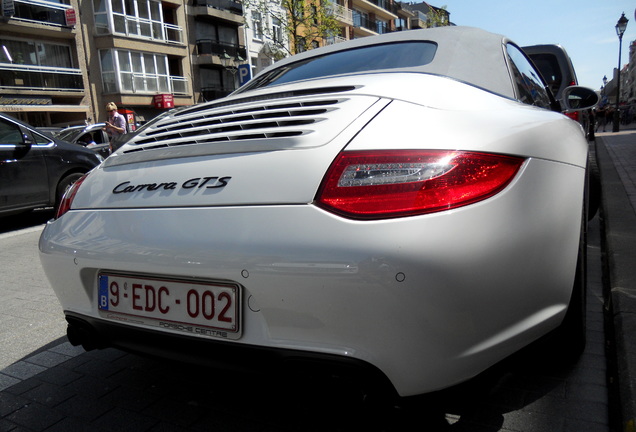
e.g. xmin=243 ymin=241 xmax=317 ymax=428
xmin=425 ymin=4 xmax=449 ymax=27
xmin=245 ymin=0 xmax=342 ymax=57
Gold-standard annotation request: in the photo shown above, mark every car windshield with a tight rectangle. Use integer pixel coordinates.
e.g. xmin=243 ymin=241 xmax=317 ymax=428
xmin=239 ymin=41 xmax=438 ymax=92
xmin=56 ymin=128 xmax=84 ymax=142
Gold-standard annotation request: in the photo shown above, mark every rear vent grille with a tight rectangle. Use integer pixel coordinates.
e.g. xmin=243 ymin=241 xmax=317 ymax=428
xmin=125 ymin=98 xmax=345 ymax=154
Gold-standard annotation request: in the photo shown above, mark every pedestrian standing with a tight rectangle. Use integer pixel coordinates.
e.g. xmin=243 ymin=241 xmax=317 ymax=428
xmin=104 ymin=102 xmax=126 ymax=153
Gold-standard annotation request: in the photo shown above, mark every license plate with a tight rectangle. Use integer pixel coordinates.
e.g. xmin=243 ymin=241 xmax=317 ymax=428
xmin=98 ymin=273 xmax=241 ymax=340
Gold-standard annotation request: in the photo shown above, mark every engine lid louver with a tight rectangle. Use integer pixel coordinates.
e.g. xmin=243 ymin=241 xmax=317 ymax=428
xmin=125 ymin=99 xmax=340 ymax=153
xmin=102 ymin=87 xmax=385 ymax=168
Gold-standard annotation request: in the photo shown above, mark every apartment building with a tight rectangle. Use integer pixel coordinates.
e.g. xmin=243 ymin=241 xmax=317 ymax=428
xmin=245 ymin=2 xmax=288 ymax=77
xmin=189 ymin=0 xmax=246 ymax=103
xmin=1 ymin=0 xmax=446 ymax=129
xmin=0 ymin=0 xmax=89 ymax=127
xmin=0 ymin=0 xmax=193 ymax=128
xmin=78 ymin=0 xmax=193 ymax=130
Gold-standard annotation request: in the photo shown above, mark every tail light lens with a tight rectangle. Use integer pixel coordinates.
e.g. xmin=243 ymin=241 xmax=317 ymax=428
xmin=315 ymin=150 xmax=525 ymax=219
xmin=55 ymin=174 xmax=88 ymax=219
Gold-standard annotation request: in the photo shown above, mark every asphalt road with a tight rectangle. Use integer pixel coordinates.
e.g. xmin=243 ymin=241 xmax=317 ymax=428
xmin=0 ymin=209 xmax=610 ymax=431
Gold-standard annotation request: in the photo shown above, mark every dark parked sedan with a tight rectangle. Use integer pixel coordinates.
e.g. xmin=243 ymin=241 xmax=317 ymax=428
xmin=0 ymin=113 xmax=103 ymax=217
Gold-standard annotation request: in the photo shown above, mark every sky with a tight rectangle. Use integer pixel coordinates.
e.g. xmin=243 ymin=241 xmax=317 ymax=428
xmin=437 ymin=0 xmax=636 ymax=90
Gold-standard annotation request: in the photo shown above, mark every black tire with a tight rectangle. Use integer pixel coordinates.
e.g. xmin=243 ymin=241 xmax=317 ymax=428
xmin=55 ymin=172 xmax=85 ymax=210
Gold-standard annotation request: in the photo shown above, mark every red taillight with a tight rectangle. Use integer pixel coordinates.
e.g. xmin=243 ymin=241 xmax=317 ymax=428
xmin=55 ymin=174 xmax=88 ymax=219
xmin=315 ymin=150 xmax=525 ymax=219
xmin=565 ymin=111 xmax=580 ymax=122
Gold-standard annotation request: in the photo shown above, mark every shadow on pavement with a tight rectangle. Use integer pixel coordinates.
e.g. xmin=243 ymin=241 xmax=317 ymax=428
xmin=0 ymin=208 xmax=53 ymax=234
xmin=0 ymin=339 xmax=586 ymax=432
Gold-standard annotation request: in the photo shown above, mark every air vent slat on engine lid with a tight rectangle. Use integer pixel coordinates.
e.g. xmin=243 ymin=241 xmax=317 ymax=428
xmin=126 ymin=97 xmax=346 ymax=152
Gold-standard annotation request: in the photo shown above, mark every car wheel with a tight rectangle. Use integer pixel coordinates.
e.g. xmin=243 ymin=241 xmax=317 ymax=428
xmin=55 ymin=172 xmax=84 ymax=210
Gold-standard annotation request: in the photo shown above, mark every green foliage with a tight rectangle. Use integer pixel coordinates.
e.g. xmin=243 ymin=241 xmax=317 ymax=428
xmin=244 ymin=0 xmax=341 ymax=56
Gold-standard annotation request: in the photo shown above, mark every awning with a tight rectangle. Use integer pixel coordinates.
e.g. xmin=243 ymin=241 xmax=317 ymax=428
xmin=0 ymin=105 xmax=90 ymax=113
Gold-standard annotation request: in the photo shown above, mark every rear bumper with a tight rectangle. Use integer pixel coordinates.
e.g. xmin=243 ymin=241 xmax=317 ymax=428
xmin=64 ymin=311 xmax=397 ymax=397
xmin=40 ymin=158 xmax=584 ymax=396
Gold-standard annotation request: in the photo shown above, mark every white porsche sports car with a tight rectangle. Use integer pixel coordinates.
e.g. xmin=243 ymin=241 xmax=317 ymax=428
xmin=39 ymin=26 xmax=598 ymax=398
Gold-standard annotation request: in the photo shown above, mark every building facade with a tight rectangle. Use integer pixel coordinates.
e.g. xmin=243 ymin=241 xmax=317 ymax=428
xmin=189 ymin=0 xmax=246 ymax=104
xmin=1 ymin=0 xmax=446 ymax=128
xmin=0 ymin=0 xmax=89 ymax=126
xmin=79 ymin=0 xmax=193 ymax=129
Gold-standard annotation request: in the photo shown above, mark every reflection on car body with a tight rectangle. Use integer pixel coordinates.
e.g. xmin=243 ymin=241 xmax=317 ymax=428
xmin=39 ymin=26 xmax=598 ymax=399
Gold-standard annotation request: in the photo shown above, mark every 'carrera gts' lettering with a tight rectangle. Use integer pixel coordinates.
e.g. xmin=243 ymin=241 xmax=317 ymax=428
xmin=112 ymin=176 xmax=231 ymax=194
xmin=181 ymin=177 xmax=231 ymax=189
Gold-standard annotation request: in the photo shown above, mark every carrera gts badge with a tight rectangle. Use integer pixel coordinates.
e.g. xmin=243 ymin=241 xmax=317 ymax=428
xmin=113 ymin=176 xmax=231 ymax=194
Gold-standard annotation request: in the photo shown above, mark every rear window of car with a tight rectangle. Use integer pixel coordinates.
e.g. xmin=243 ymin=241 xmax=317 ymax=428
xmin=239 ymin=41 xmax=438 ymax=92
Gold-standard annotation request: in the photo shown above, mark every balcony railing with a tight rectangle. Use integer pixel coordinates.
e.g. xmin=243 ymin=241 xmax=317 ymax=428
xmin=196 ymin=40 xmax=247 ymax=59
xmin=326 ymin=2 xmax=353 ymax=25
xmin=376 ymin=21 xmax=389 ymax=34
xmin=11 ymin=0 xmax=74 ymax=28
xmin=106 ymin=71 xmax=188 ymax=95
xmin=324 ymin=36 xmax=347 ymax=46
xmin=0 ymin=64 xmax=83 ymax=91
xmin=353 ymin=13 xmax=376 ymax=33
xmin=113 ymin=15 xmax=183 ymax=44
xmin=368 ymin=0 xmax=398 ymax=15
xmin=170 ymin=76 xmax=189 ymax=95
xmin=194 ymin=0 xmax=243 ymax=16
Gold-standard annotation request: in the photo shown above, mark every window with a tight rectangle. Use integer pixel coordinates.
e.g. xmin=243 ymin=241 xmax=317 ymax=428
xmin=0 ymin=118 xmax=23 ymax=145
xmin=252 ymin=11 xmax=264 ymax=40
xmin=272 ymin=17 xmax=283 ymax=43
xmin=100 ymin=49 xmax=171 ymax=94
xmin=239 ymin=41 xmax=438 ymax=92
xmin=0 ymin=38 xmax=72 ymax=68
xmin=506 ymin=44 xmax=551 ymax=109
xmin=94 ymin=0 xmax=169 ymax=41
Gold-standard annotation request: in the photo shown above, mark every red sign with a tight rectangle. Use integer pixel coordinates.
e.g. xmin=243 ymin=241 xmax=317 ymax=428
xmin=65 ymin=8 xmax=76 ymax=26
xmin=154 ymin=94 xmax=174 ymax=109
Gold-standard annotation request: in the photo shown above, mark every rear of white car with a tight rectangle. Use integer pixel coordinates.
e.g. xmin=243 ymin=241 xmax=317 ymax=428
xmin=39 ymin=27 xmax=592 ymax=397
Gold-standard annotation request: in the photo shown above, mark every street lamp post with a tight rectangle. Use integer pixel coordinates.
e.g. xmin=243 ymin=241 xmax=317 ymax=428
xmin=613 ymin=12 xmax=629 ymax=132
xmin=220 ymin=51 xmax=245 ymax=91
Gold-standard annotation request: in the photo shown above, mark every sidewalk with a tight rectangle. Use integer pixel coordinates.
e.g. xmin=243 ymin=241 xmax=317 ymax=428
xmin=594 ymin=124 xmax=636 ymax=432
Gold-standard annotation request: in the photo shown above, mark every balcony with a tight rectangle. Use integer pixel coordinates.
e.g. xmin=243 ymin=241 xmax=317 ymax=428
xmin=11 ymin=0 xmax=74 ymax=28
xmin=353 ymin=13 xmax=377 ymax=35
xmin=368 ymin=0 xmax=398 ymax=15
xmin=111 ymin=15 xmax=184 ymax=44
xmin=326 ymin=2 xmax=353 ymax=26
xmin=170 ymin=76 xmax=189 ymax=95
xmin=354 ymin=0 xmax=397 ymax=20
xmin=0 ymin=64 xmax=83 ymax=92
xmin=324 ymin=36 xmax=347 ymax=46
xmin=194 ymin=0 xmax=243 ymax=16
xmin=103 ymin=71 xmax=188 ymax=96
xmin=196 ymin=40 xmax=247 ymax=59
